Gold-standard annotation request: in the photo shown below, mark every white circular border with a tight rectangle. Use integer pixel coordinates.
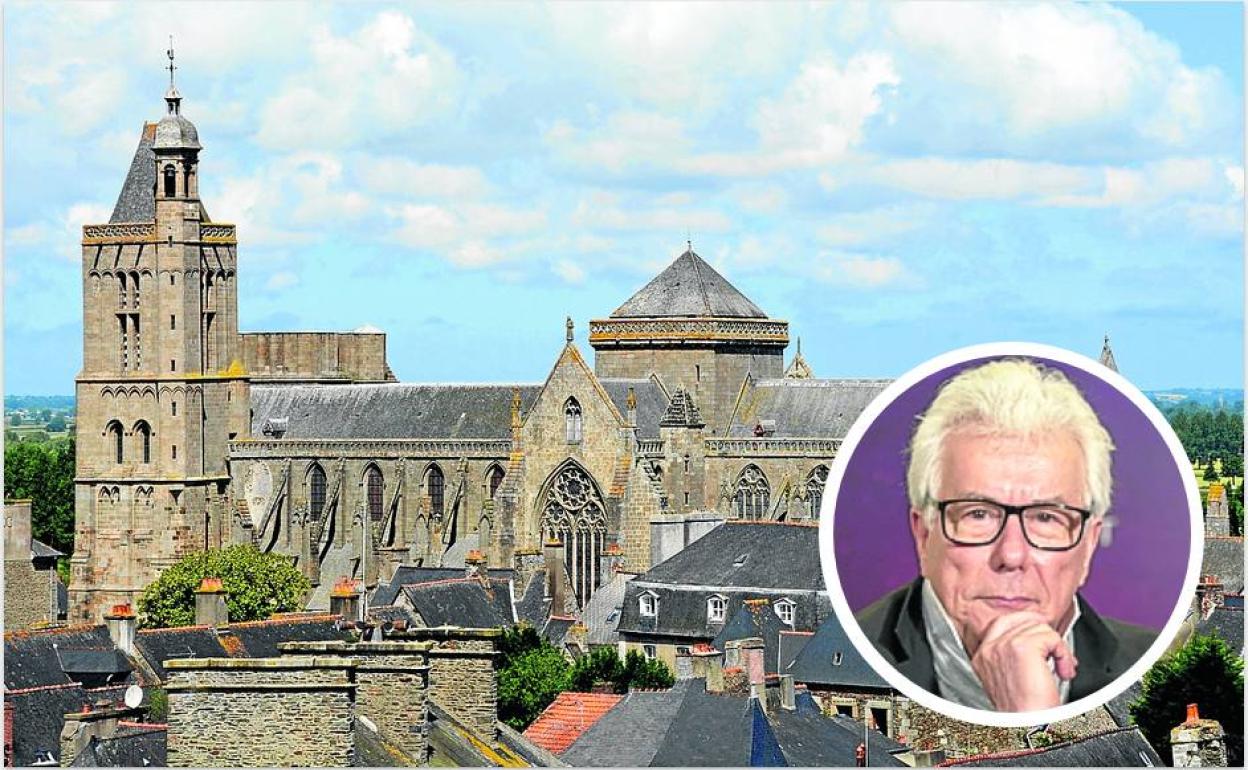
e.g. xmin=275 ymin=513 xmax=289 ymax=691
xmin=818 ymin=341 xmax=1204 ymax=728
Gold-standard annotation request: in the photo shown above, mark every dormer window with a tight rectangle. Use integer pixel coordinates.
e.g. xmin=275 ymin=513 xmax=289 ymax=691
xmin=639 ymin=591 xmax=658 ymax=617
xmin=707 ymin=595 xmax=726 ymax=624
xmin=775 ymin=598 xmax=795 ymax=626
xmin=833 ymin=651 xmax=844 ymax=666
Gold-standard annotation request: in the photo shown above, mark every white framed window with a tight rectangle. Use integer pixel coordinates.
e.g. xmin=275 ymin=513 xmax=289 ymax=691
xmin=642 ymin=644 xmax=657 ymax=660
xmin=707 ymin=595 xmax=727 ymax=624
xmin=639 ymin=591 xmax=658 ymax=617
xmin=775 ymin=598 xmax=795 ymax=626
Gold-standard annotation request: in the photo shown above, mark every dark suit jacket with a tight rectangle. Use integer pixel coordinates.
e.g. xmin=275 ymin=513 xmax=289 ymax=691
xmin=856 ymin=579 xmax=1159 ymax=703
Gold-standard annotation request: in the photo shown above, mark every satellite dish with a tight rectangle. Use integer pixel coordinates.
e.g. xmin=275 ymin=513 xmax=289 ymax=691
xmin=123 ymin=684 xmax=143 ymax=709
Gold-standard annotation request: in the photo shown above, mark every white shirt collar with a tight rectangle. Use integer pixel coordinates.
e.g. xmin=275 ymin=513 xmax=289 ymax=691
xmin=921 ymin=579 xmax=1080 ymax=710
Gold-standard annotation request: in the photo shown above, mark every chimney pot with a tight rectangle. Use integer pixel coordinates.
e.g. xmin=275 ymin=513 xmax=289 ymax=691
xmin=194 ymin=576 xmax=229 ymax=626
xmin=1186 ymin=703 xmax=1200 ymax=723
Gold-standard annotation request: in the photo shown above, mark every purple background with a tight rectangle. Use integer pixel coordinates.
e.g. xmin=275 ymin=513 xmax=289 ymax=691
xmin=832 ymin=356 xmax=1191 ymax=630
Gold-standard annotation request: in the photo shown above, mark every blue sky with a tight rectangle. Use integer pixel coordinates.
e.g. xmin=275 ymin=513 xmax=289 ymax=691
xmin=5 ymin=2 xmax=1243 ymax=394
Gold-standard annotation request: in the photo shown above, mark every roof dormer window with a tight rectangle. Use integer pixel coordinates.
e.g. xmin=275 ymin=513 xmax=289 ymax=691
xmin=640 ymin=591 xmax=658 ymax=618
xmin=707 ymin=595 xmax=727 ymax=624
xmin=775 ymin=598 xmax=795 ymax=626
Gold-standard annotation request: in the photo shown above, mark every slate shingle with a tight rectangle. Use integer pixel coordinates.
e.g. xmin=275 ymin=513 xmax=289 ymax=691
xmin=1197 ymin=605 xmax=1245 ymax=655
xmin=610 ymin=249 xmax=768 ymax=319
xmin=402 ymin=578 xmax=516 ymax=629
xmin=786 ymin=613 xmax=890 ymax=689
xmin=1202 ymin=537 xmax=1244 ymax=593
xmin=942 ymin=727 xmax=1163 ymax=767
xmin=559 ymin=683 xmax=690 ymax=767
xmin=600 ymin=378 xmax=668 ymax=440
xmin=727 ymin=378 xmax=891 ymax=438
xmin=4 ymin=626 xmax=136 ymax=690
xmin=133 ymin=626 xmax=228 ymax=682
xmin=228 ymin=616 xmax=353 ymax=658
xmin=69 ymin=726 xmax=168 ymax=767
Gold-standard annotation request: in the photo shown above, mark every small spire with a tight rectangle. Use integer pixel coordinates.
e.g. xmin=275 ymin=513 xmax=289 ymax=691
xmin=164 ymin=37 xmax=182 ymax=115
xmin=565 ymin=316 xmax=574 ymax=343
xmin=796 ymin=337 xmax=801 ymax=355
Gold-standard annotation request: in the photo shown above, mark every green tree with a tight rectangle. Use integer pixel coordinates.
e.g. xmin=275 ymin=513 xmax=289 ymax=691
xmin=496 ymin=625 xmax=571 ymax=730
xmin=1203 ymin=461 xmax=1221 ymax=482
xmin=4 ymin=437 xmax=76 ymax=553
xmin=619 ymin=649 xmax=675 ymax=690
xmin=1223 ymin=452 xmax=1244 ymax=480
xmin=22 ymin=430 xmax=50 ymax=444
xmin=1130 ymin=634 xmax=1244 ymax=766
xmin=46 ymin=416 xmax=66 ymax=433
xmin=569 ymin=646 xmax=674 ymax=694
xmin=137 ymin=544 xmax=310 ymax=628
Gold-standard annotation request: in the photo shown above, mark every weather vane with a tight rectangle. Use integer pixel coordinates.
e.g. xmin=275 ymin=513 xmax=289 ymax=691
xmin=166 ymin=36 xmax=177 ymax=86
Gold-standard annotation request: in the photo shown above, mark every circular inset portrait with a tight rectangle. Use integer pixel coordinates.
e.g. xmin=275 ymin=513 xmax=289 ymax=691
xmin=819 ymin=342 xmax=1202 ymax=727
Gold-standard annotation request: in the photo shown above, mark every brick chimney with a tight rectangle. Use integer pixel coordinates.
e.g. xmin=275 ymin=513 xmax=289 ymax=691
xmin=1196 ymin=575 xmax=1225 ymax=619
xmin=691 ymin=645 xmax=725 ymax=693
xmin=738 ymin=637 xmax=767 ymax=710
xmin=1171 ymin=703 xmax=1228 ymax=767
xmin=59 ymin=699 xmax=145 ymax=766
xmin=465 ymin=549 xmax=487 ymax=582
xmin=543 ymin=539 xmax=566 ymax=615
xmin=329 ymin=577 xmax=361 ymax=623
xmin=103 ymin=604 xmax=137 ymax=657
xmin=194 ymin=577 xmax=229 ymax=627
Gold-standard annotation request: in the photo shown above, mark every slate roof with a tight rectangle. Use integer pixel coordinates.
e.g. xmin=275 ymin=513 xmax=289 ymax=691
xmin=373 ymin=565 xmax=515 ymax=608
xmin=600 ymin=378 xmax=668 ymax=439
xmin=4 ymin=626 xmax=137 ymax=690
xmin=31 ymin=538 xmax=65 ymax=560
xmin=1198 ymin=605 xmax=1245 ymax=654
xmin=582 ymin=571 xmax=635 ymax=646
xmin=109 ymin=123 xmax=210 ymax=224
xmin=6 ymin=683 xmax=126 ymax=766
xmin=402 ymin=578 xmax=516 ymax=628
xmin=619 ymin=523 xmax=827 ymax=639
xmin=1202 ymin=537 xmax=1244 ymax=593
xmin=228 ymin=615 xmax=352 ymax=658
xmin=248 ymin=383 xmax=541 ymax=440
xmin=542 ymin=616 xmax=576 ymax=647
xmin=611 ymin=249 xmax=767 ymax=319
xmin=559 ymin=683 xmax=690 ymax=767
xmin=727 ymin=378 xmax=891 ymax=438
xmin=711 ymin=600 xmax=795 ymax=674
xmin=771 ymin=696 xmax=906 ymax=767
xmin=515 ymin=571 xmax=551 ymax=628
xmin=69 ymin=725 xmax=168 ymax=767
xmin=133 ymin=626 xmax=229 ymax=682
xmin=786 ymin=613 xmax=890 ymax=689
xmin=1105 ymin=680 xmax=1144 ymax=729
xmin=777 ymin=630 xmax=814 ymax=673
xmin=941 ymin=727 xmax=1162 ymax=767
xmin=523 ymin=691 xmax=624 ymax=754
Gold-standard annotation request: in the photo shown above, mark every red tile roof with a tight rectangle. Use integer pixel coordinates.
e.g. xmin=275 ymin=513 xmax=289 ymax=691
xmin=523 ymin=692 xmax=623 ymax=754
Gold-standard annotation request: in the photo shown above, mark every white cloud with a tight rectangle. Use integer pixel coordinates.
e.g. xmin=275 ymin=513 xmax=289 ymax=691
xmin=571 ymin=197 xmax=731 ymax=233
xmin=547 ymin=111 xmax=690 ymax=174
xmin=731 ymin=185 xmax=789 ymax=214
xmin=857 ymin=157 xmax=1092 ymax=201
xmin=449 ymin=241 xmax=508 ymax=268
xmin=265 ymin=271 xmax=299 ymax=291
xmin=357 ymin=157 xmax=491 ymax=199
xmin=255 ymin=11 xmax=461 ymax=149
xmin=816 ymin=203 xmax=936 ymax=246
xmin=813 ymin=252 xmax=912 ymax=288
xmin=386 ymin=201 xmax=546 ymax=266
xmin=553 ymin=260 xmax=586 ymax=284
xmin=1225 ymin=165 xmax=1245 ymax=201
xmin=55 ymin=66 xmax=128 ymax=136
xmin=6 ymin=223 xmax=49 ymax=247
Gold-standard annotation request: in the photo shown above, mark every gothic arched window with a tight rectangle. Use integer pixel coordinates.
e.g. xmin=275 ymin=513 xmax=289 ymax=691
xmin=806 ymin=465 xmax=829 ymax=519
xmin=163 ymin=165 xmax=177 ymax=198
xmin=130 ymin=271 xmax=141 ymax=309
xmin=107 ymin=421 xmax=124 ymax=464
xmin=564 ymin=397 xmax=583 ymax=443
xmin=733 ymin=465 xmax=770 ymax=520
xmin=308 ymin=464 xmax=327 ymax=521
xmin=541 ymin=463 xmax=607 ymax=606
xmin=365 ymin=465 xmax=384 ymax=521
xmin=134 ymin=421 xmax=152 ymax=464
xmin=426 ymin=465 xmax=445 ymax=518
xmin=487 ymin=464 xmax=505 ymax=499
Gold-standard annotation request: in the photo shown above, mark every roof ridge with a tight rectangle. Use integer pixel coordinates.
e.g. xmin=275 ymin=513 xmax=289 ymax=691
xmin=5 ymin=682 xmax=84 ymax=695
xmin=5 ymin=623 xmax=102 ymax=639
xmin=938 ymin=726 xmax=1140 ymax=766
xmin=686 ymin=250 xmax=713 ymax=314
xmin=137 ymin=625 xmax=212 ymax=635
xmin=226 ymin=614 xmax=337 ymax=628
xmin=404 ymin=576 xmax=509 ymax=589
xmin=723 ymin=519 xmax=819 ymax=528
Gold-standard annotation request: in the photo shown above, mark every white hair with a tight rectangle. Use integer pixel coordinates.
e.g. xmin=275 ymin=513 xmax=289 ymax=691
xmin=906 ymin=358 xmax=1115 ymax=523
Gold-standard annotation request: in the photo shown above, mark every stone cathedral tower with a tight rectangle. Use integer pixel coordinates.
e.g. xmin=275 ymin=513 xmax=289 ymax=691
xmin=70 ymin=61 xmax=250 ymax=621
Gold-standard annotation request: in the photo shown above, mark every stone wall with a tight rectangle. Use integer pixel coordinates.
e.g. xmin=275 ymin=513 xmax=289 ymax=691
xmin=3 ymin=560 xmax=57 ymax=630
xmin=241 ymin=332 xmax=392 ymax=384
xmin=704 ymin=455 xmax=832 ymax=520
xmin=400 ymin=627 xmax=499 ymax=740
xmin=165 ymin=657 xmax=355 ymax=767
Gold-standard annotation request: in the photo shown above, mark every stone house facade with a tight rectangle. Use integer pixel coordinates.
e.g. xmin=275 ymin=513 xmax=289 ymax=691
xmin=71 ymin=77 xmax=881 ymax=623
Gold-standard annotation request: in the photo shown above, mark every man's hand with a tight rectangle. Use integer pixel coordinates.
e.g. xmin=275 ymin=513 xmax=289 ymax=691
xmin=970 ymin=611 xmax=1077 ymax=712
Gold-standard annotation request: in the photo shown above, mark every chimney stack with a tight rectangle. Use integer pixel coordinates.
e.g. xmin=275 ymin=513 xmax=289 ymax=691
xmin=1171 ymin=703 xmax=1228 ymax=767
xmin=194 ymin=577 xmax=229 ymax=627
xmin=779 ymin=674 xmax=796 ymax=711
xmin=465 ymin=550 xmax=487 ymax=582
xmin=59 ymin=700 xmax=145 ymax=766
xmin=1196 ymin=575 xmax=1225 ymax=619
xmin=103 ymin=604 xmax=137 ymax=656
xmin=329 ymin=577 xmax=361 ymax=624
xmin=543 ymin=539 xmax=566 ymax=615
xmin=691 ymin=645 xmax=725 ymax=693
xmin=4 ymin=499 xmax=32 ymax=557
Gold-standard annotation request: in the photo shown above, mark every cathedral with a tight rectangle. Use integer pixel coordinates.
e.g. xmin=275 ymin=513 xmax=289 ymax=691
xmin=70 ymin=77 xmax=890 ymax=622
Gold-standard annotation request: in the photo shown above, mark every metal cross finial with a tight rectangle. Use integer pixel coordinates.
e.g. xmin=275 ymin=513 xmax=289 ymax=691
xmin=166 ymin=36 xmax=177 ymax=86
xmin=565 ymin=316 xmax=574 ymax=343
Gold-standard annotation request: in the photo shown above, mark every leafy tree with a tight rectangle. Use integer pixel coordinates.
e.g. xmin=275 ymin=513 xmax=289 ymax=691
xmin=1130 ymin=634 xmax=1243 ymax=766
xmin=1229 ymin=482 xmax=1244 ymax=537
xmin=1223 ymin=452 xmax=1244 ymax=480
xmin=5 ymin=429 xmax=18 ymax=444
xmin=620 ymin=649 xmax=675 ymax=690
xmin=137 ymin=544 xmax=310 ymax=628
xmin=145 ymin=687 xmax=168 ymax=721
xmin=570 ymin=646 xmax=674 ymax=694
xmin=46 ymin=416 xmax=66 ymax=433
xmin=1203 ymin=461 xmax=1221 ymax=482
xmin=496 ymin=625 xmax=571 ymax=730
xmin=4 ymin=437 xmax=76 ymax=553
xmin=21 ymin=431 xmax=50 ymax=444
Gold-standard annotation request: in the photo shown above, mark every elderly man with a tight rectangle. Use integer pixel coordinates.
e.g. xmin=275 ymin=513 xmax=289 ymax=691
xmin=857 ymin=358 xmax=1157 ymax=712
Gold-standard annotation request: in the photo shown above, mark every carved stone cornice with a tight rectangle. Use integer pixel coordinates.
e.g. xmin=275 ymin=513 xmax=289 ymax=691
xmin=228 ymin=439 xmax=511 ymax=459
xmin=703 ymin=437 xmax=842 ymax=457
xmin=588 ymin=317 xmax=789 ymax=347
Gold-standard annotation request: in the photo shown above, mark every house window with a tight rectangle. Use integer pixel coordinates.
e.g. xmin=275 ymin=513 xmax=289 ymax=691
xmin=732 ymin=464 xmax=770 ymax=520
xmin=564 ymin=397 xmax=583 ymax=443
xmin=171 ymin=314 xmax=176 ymax=330
xmin=170 ymin=359 xmax=176 ymax=372
xmin=775 ymin=599 xmax=795 ymax=626
xmin=707 ymin=595 xmax=726 ymax=623
xmin=426 ymin=464 xmax=445 ymax=518
xmin=171 ymin=444 xmax=178 ymax=460
xmin=676 ymin=646 xmax=691 ymax=656
xmin=309 ymin=464 xmax=327 ymax=521
xmin=366 ymin=465 xmax=384 ymax=521
xmin=639 ymin=592 xmax=658 ymax=617
xmin=806 ymin=465 xmax=829 ymax=519
xmin=642 ymin=644 xmax=657 ymax=661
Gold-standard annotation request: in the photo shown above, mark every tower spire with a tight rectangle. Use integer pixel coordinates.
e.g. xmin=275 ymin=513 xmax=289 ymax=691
xmin=165 ymin=36 xmax=182 ymax=115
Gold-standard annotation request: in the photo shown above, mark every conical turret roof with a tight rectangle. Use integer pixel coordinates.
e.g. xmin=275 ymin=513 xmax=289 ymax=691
xmin=611 ymin=248 xmax=767 ymax=319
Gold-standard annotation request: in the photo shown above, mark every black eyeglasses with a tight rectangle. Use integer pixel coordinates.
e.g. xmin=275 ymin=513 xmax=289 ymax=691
xmin=936 ymin=499 xmax=1092 ymax=551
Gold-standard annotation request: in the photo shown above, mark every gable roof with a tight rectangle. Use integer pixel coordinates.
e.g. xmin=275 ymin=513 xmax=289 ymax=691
xmin=226 ymin=615 xmax=352 ymax=658
xmin=641 ymin=522 xmax=823 ymax=590
xmin=69 ymin=725 xmax=168 ymax=767
xmin=941 ymin=727 xmax=1162 ymax=767
xmin=523 ymin=691 xmax=624 ymax=755
xmin=4 ymin=626 xmax=136 ymax=690
xmin=373 ymin=566 xmax=515 ymax=608
xmin=600 ymin=378 xmax=668 ymax=439
xmin=559 ymin=683 xmax=690 ymax=767
xmin=777 ymin=631 xmax=814 ymax=674
xmin=611 ymin=249 xmax=767 ymax=319
xmin=727 ymin=378 xmax=891 ymax=438
xmin=619 ymin=586 xmax=828 ymax=640
xmin=402 ymin=578 xmax=516 ymax=629
xmin=711 ymin=600 xmax=793 ymax=674
xmin=6 ymin=683 xmax=126 ymax=767
xmin=1202 ymin=537 xmax=1244 ymax=593
xmin=581 ymin=570 xmax=635 ymax=646
xmin=786 ymin=613 xmax=890 ymax=689
xmin=248 ymin=383 xmax=541 ymax=440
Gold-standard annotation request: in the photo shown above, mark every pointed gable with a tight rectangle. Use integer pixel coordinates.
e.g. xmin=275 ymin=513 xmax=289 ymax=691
xmin=611 ymin=249 xmax=767 ymax=319
xmin=1099 ymin=334 xmax=1118 ymax=372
